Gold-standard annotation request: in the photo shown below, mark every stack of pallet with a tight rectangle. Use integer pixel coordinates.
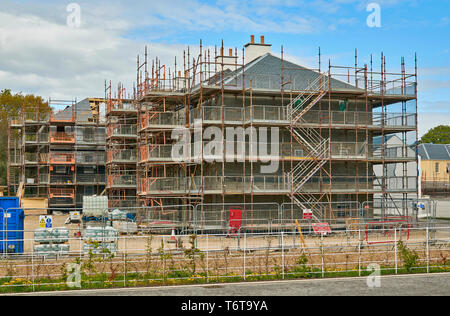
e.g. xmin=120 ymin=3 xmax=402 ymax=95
xmin=83 ymin=226 xmax=118 ymax=255
xmin=33 ymin=228 xmax=70 ymax=257
xmin=110 ymin=209 xmax=138 ymax=234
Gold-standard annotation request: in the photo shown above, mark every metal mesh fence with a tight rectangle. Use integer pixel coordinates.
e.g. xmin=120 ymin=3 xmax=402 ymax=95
xmin=0 ymin=221 xmax=448 ymax=293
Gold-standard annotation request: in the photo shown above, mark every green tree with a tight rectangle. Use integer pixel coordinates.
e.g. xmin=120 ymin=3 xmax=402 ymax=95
xmin=0 ymin=89 xmax=49 ymax=186
xmin=420 ymin=125 xmax=450 ymax=144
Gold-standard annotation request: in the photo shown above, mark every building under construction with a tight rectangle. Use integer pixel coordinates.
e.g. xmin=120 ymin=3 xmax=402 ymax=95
xmin=105 ymin=86 xmax=138 ymax=209
xmin=8 ymin=98 xmax=107 ymax=210
xmin=8 ymin=35 xmax=419 ymax=228
xmin=128 ymin=35 xmax=419 ymax=226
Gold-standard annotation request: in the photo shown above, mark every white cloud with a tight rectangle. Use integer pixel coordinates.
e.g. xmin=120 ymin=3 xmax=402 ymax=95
xmin=0 ymin=0 xmax=446 ymax=142
xmin=0 ymin=9 xmax=186 ymax=100
xmin=0 ymin=0 xmax=334 ymax=102
xmin=0 ymin=0 xmax=338 ymax=101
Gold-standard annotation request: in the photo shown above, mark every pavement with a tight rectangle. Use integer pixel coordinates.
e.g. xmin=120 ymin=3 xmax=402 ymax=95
xmin=5 ymin=272 xmax=450 ymax=296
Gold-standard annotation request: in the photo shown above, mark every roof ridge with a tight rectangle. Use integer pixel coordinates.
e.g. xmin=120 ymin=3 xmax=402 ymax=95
xmin=444 ymin=144 xmax=450 ymax=159
xmin=422 ymin=143 xmax=430 ymax=160
xmin=221 ymin=52 xmax=359 ymax=90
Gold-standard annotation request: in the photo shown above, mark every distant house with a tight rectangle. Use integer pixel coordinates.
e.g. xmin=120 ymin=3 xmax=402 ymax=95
xmin=418 ymin=143 xmax=450 ymax=197
xmin=373 ymin=135 xmax=418 ymax=199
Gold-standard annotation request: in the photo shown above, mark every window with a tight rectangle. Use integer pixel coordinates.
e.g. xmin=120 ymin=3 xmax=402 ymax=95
xmin=83 ymin=128 xmax=95 ymax=142
xmin=435 ymin=162 xmax=440 ymax=174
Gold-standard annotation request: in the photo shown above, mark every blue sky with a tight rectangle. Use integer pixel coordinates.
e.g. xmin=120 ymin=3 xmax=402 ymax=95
xmin=0 ymin=0 xmax=449 ymax=136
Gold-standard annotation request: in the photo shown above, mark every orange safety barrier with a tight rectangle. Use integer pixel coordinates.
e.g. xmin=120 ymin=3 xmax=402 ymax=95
xmin=49 ymin=188 xmax=75 ymax=199
xmin=49 ymin=153 xmax=75 ymax=164
xmin=50 ymin=132 xmax=75 ymax=143
xmin=50 ymin=114 xmax=75 ymax=123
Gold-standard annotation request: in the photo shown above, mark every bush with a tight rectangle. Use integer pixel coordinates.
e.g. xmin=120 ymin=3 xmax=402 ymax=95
xmin=398 ymin=240 xmax=419 ymax=273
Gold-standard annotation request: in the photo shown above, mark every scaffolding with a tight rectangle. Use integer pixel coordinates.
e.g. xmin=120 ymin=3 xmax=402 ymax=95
xmin=7 ymin=98 xmax=107 ymax=209
xmin=105 ymin=82 xmax=138 ymax=209
xmin=7 ymin=35 xmax=419 ymax=226
xmin=130 ymin=35 xmax=418 ymax=227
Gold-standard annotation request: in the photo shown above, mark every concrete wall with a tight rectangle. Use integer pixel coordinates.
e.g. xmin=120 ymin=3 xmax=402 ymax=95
xmin=435 ymin=199 xmax=450 ymax=218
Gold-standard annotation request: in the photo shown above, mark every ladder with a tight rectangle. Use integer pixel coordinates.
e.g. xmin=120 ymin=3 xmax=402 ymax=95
xmin=287 ymin=74 xmax=328 ymax=124
xmin=287 ymin=72 xmax=330 ymax=222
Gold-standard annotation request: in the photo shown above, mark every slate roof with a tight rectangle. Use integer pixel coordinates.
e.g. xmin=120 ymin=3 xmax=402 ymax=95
xmin=217 ymin=53 xmax=359 ymax=91
xmin=418 ymin=143 xmax=450 ymax=160
xmin=52 ymin=98 xmax=94 ymax=121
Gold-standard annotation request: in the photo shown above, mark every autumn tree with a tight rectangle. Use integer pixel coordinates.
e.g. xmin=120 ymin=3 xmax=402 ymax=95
xmin=0 ymin=89 xmax=49 ymax=185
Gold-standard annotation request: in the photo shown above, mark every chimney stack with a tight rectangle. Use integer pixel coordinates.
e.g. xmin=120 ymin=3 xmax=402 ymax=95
xmin=215 ymin=46 xmax=238 ymax=71
xmin=244 ymin=35 xmax=271 ymax=64
xmin=174 ymin=70 xmax=185 ymax=90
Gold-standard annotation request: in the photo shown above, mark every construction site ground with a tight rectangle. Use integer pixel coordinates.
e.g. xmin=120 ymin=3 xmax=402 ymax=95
xmin=20 ymin=213 xmax=450 ymax=254
xmin=0 ymin=212 xmax=447 ymax=293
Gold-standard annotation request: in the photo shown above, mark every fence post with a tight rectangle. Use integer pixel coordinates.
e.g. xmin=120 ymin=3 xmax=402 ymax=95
xmin=123 ymin=252 xmax=126 ymax=287
xmin=163 ymin=236 xmax=166 ymax=284
xmin=358 ymin=228 xmax=361 ymax=277
xmin=31 ymin=240 xmax=35 ymax=292
xmin=394 ymin=228 xmax=398 ymax=274
xmin=206 ymin=233 xmax=209 ymax=283
xmin=79 ymin=231 xmax=82 ymax=287
xmin=281 ymin=232 xmax=285 ymax=280
xmin=243 ymin=232 xmax=246 ymax=281
xmin=426 ymin=226 xmax=430 ymax=274
xmin=124 ymin=233 xmax=127 ymax=287
xmin=321 ymin=234 xmax=324 ymax=277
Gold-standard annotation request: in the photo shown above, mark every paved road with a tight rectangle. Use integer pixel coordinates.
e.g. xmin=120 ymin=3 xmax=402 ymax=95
xmin=6 ymin=273 xmax=450 ymax=296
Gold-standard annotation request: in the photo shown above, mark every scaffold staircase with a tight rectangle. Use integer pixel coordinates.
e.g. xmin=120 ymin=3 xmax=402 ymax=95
xmin=288 ymin=74 xmax=329 ymax=124
xmin=287 ymin=73 xmax=330 ymax=222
